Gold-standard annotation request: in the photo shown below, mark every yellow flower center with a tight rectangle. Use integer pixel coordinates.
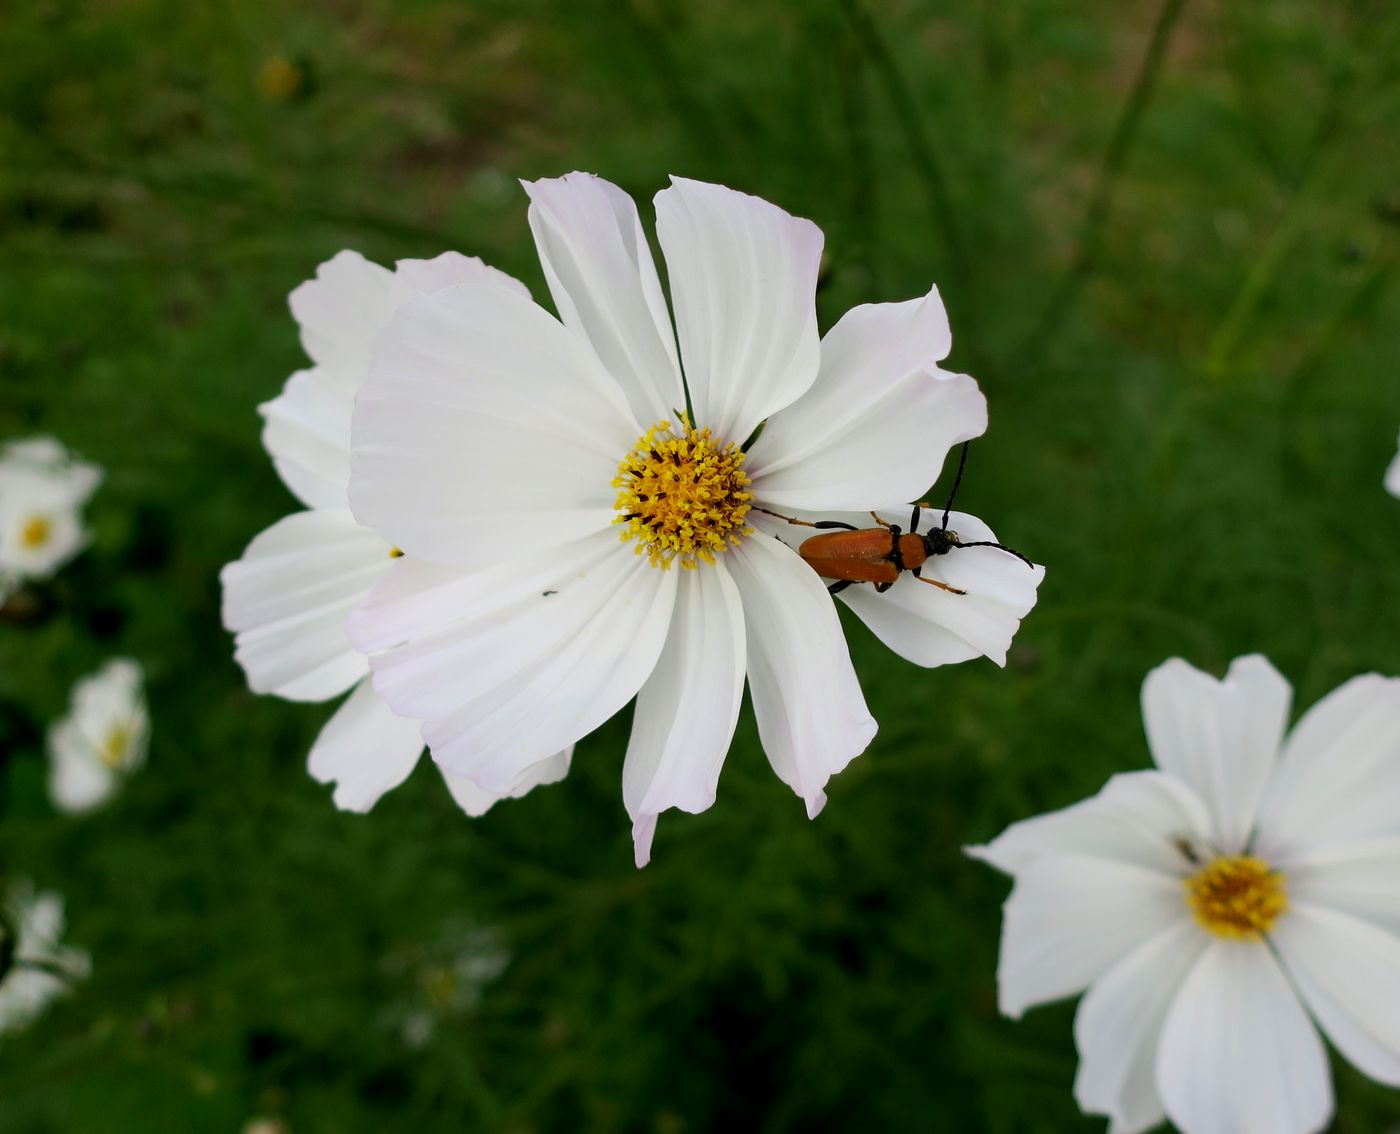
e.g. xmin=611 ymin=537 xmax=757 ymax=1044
xmin=21 ymin=516 xmax=51 ymax=549
xmin=612 ymin=419 xmax=753 ymax=570
xmin=1185 ymin=855 xmax=1287 ymax=940
xmin=100 ymin=724 xmax=131 ymax=770
xmin=258 ymin=54 xmax=304 ymax=102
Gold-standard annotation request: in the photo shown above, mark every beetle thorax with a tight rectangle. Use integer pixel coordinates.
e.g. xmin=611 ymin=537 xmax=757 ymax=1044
xmin=612 ymin=418 xmax=754 ymax=570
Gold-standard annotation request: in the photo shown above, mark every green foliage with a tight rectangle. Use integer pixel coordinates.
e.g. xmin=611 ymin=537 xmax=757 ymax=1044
xmin=2 ymin=1 xmax=1399 ymax=1130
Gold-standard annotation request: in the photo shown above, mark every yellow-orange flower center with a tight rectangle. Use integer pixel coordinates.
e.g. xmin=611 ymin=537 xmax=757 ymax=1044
xmin=613 ymin=419 xmax=753 ymax=570
xmin=1185 ymin=855 xmax=1287 ymax=940
xmin=100 ymin=724 xmax=131 ymax=771
xmin=21 ymin=516 xmax=52 ymax=549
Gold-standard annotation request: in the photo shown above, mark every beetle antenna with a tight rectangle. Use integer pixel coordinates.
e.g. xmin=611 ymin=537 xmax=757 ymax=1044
xmin=941 ymin=442 xmax=970 ymax=531
xmin=955 ymin=540 xmax=1035 ymax=569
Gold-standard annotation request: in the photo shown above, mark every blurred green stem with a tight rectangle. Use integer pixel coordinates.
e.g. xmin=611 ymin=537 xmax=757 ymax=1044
xmin=1016 ymin=0 xmax=1189 ymax=363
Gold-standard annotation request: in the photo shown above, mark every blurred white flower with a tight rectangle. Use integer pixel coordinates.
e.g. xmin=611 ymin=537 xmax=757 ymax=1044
xmin=348 ymin=172 xmax=1040 ymax=865
xmin=1386 ymin=429 xmax=1400 ymax=498
xmin=0 ymin=436 xmax=102 ymax=599
xmin=970 ymin=655 xmax=1400 ymax=1134
xmin=0 ymin=881 xmax=90 ymax=1037
xmin=220 ymin=251 xmax=571 ymax=815
xmin=383 ymin=923 xmax=511 ymax=1049
xmin=47 ymin=657 xmax=149 ymax=814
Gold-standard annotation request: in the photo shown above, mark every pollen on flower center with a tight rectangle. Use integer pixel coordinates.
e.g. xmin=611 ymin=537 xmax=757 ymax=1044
xmin=1185 ymin=855 xmax=1287 ymax=940
xmin=21 ymin=515 xmax=51 ymax=549
xmin=612 ymin=419 xmax=753 ymax=570
xmin=100 ymin=724 xmax=130 ymax=770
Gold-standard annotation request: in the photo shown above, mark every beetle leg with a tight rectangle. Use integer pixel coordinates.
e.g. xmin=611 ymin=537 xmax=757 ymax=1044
xmin=869 ymin=511 xmax=896 ymax=531
xmin=827 ymin=580 xmax=854 ymax=596
xmin=874 ymin=581 xmax=893 ymax=593
xmin=754 ymin=507 xmax=857 ymax=532
xmin=913 ymin=574 xmax=966 ymax=596
xmin=909 ymin=501 xmax=931 ymax=531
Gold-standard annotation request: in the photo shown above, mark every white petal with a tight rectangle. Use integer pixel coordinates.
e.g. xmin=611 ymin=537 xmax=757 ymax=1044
xmin=725 ymin=532 xmax=876 ymax=819
xmin=0 ymin=969 xmax=68 ymax=1036
xmin=1140 ymin=655 xmax=1291 ymax=854
xmin=1156 ymin=941 xmax=1332 ymax=1134
xmin=440 ymin=747 xmax=573 ymax=818
xmin=288 ymin=250 xmax=394 ymax=390
xmin=1386 ymin=431 xmax=1400 ymax=498
xmin=220 ymin=509 xmax=388 ymax=702
xmin=1254 ymin=673 xmax=1400 ymax=862
xmin=524 ymin=173 xmax=683 ymax=424
xmin=46 ymin=720 xmax=116 ymax=814
xmin=374 ymin=542 xmax=678 ymax=793
xmin=1283 ymin=835 xmax=1400 ymax=937
xmin=968 ymin=770 xmax=1214 ymax=878
xmin=1073 ymin=921 xmax=1206 ymax=1134
xmin=623 ymin=564 xmax=746 ymax=866
xmin=654 ymin=177 xmax=822 ymax=444
xmin=994 ymin=853 xmax=1187 ymax=1019
xmin=355 ymin=528 xmax=623 ymax=670
xmin=748 ymin=285 xmax=986 ymax=509
xmin=259 ymin=368 xmax=353 ymax=510
xmin=390 ymin=251 xmax=530 ymax=305
xmin=306 ymin=677 xmax=424 ymax=813
xmin=350 ymin=282 xmax=634 ymax=565
xmin=1274 ymin=902 xmax=1400 ymax=1086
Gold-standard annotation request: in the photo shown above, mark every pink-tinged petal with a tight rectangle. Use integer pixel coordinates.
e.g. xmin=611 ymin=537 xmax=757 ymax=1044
xmin=1253 ymin=674 xmax=1400 ymax=862
xmin=1273 ymin=902 xmax=1400 ymax=1086
xmin=350 ymin=283 xmax=634 ymax=565
xmin=623 ymin=564 xmax=746 ymax=867
xmin=220 ymin=509 xmax=390 ymax=702
xmin=1141 ymin=655 xmax=1291 ymax=854
xmin=1283 ymin=835 xmax=1400 ymax=937
xmin=748 ymin=287 xmax=986 ymax=510
xmin=288 ymin=250 xmax=394 ymax=392
xmin=654 ymin=177 xmax=822 ymax=444
xmin=259 ymin=368 xmax=354 ymax=510
xmin=725 ymin=532 xmax=876 ymax=819
xmin=307 ymin=677 xmax=424 ymax=813
xmin=1156 ymin=941 xmax=1332 ymax=1134
xmin=440 ymin=747 xmax=573 ymax=818
xmin=968 ymin=770 xmax=1213 ymax=879
xmin=994 ymin=853 xmax=1187 ymax=1019
xmin=759 ymin=507 xmax=1042 ymax=668
xmin=391 ymin=251 xmax=530 ymax=306
xmin=524 ymin=173 xmax=684 ymax=424
xmin=1073 ymin=921 xmax=1206 ymax=1134
xmin=373 ymin=542 xmax=677 ymax=793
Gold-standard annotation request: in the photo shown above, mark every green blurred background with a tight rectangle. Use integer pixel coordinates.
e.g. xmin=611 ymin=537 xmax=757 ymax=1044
xmin=2 ymin=1 xmax=1399 ymax=1130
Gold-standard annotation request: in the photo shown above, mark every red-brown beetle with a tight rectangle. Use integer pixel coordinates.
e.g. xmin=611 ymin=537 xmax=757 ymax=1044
xmin=760 ymin=443 xmax=1033 ymax=596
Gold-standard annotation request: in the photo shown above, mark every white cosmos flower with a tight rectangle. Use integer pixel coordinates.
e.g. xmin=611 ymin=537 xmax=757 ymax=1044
xmin=47 ymin=657 xmax=149 ymax=815
xmin=0 ymin=881 xmax=91 ymax=1038
xmin=0 ymin=436 xmax=102 ymax=599
xmin=220 ymin=250 xmax=572 ymax=815
xmin=348 ymin=172 xmax=1043 ymax=865
xmin=1386 ymin=429 xmax=1400 ymax=498
xmin=969 ymin=655 xmax=1400 ymax=1134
